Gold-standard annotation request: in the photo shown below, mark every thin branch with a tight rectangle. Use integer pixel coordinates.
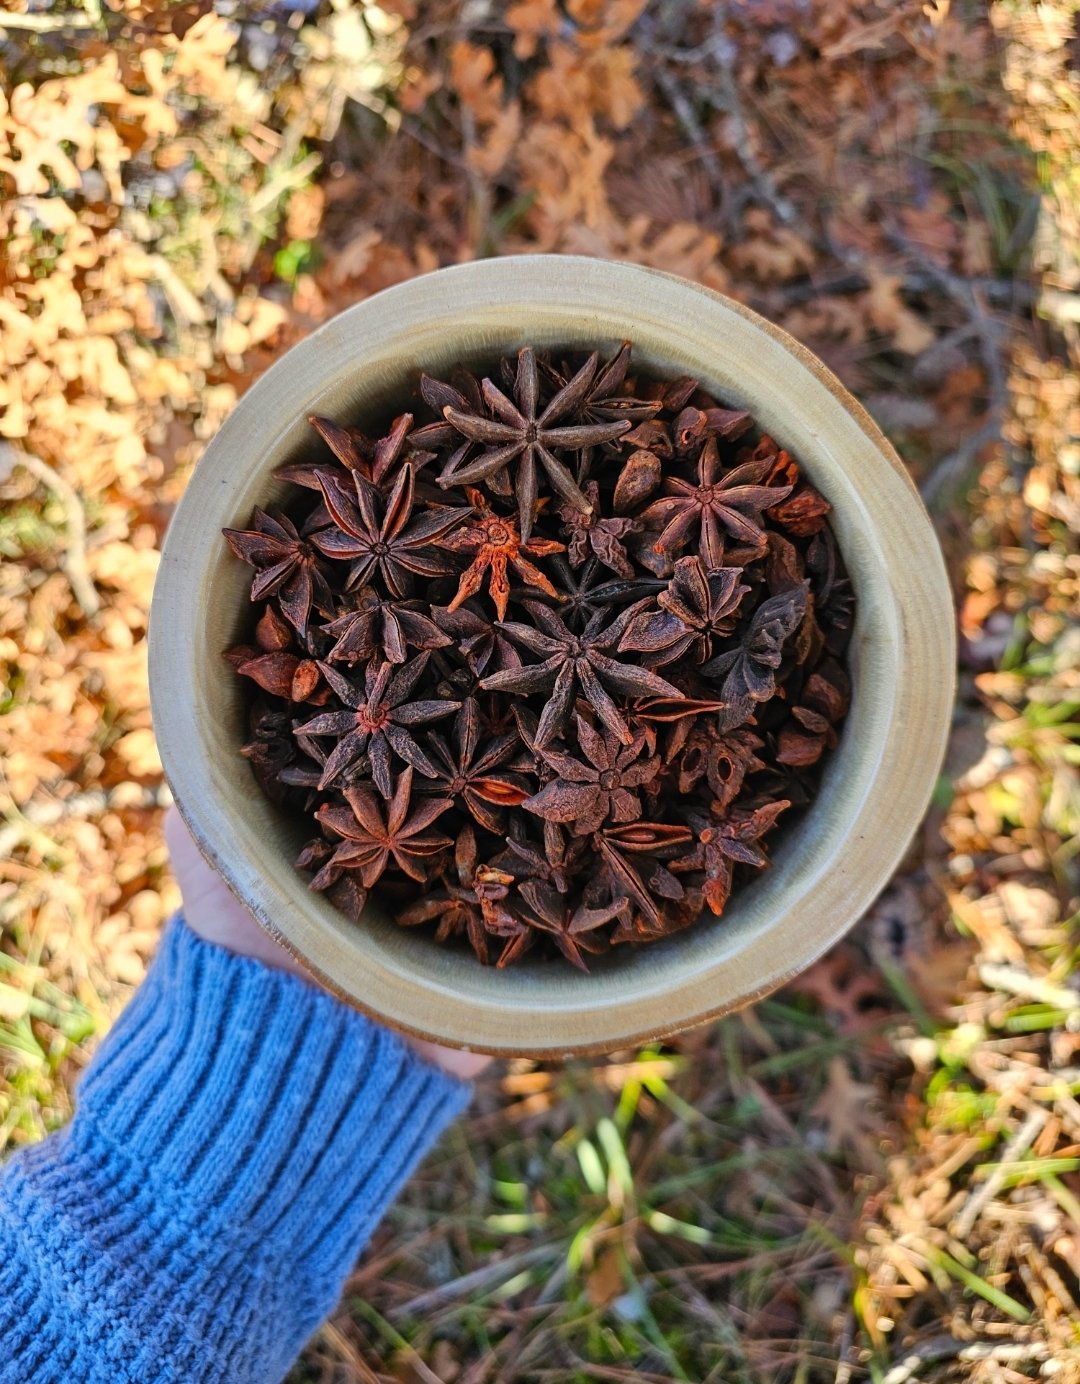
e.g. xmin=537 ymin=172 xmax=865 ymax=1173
xmin=882 ymin=1335 xmax=1049 ymax=1384
xmin=0 ymin=442 xmax=101 ymax=619
xmin=951 ymin=1107 xmax=1048 ymax=1240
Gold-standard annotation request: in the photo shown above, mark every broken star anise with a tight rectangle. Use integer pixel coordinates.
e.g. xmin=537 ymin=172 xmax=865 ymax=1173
xmin=224 ymin=339 xmax=854 ymax=970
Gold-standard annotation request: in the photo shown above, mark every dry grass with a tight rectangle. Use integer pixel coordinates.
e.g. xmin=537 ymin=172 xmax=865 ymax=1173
xmin=1 ymin=1 xmax=1078 ymax=1379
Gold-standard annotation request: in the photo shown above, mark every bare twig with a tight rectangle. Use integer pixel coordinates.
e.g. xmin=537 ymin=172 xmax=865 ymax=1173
xmin=0 ymin=443 xmax=100 ymax=619
xmin=316 ymin=1321 xmax=383 ymax=1384
xmin=952 ymin=1107 xmax=1048 ymax=1239
xmin=648 ymin=4 xmax=796 ymax=231
xmin=385 ymin=1245 xmax=559 ymax=1321
xmin=882 ymin=1335 xmax=1049 ymax=1384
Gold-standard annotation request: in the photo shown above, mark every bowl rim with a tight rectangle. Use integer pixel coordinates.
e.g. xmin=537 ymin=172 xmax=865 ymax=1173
xmin=150 ymin=254 xmax=956 ymax=1056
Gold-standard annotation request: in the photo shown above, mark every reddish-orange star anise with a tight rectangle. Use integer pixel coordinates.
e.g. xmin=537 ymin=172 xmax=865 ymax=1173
xmin=442 ymin=489 xmax=564 ymax=620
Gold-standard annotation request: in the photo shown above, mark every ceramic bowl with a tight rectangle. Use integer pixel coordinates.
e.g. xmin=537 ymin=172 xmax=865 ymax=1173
xmin=149 ymin=255 xmax=955 ymax=1057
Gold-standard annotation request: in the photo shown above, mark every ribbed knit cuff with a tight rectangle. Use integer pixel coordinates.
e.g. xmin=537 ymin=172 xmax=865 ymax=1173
xmin=0 ymin=914 xmax=472 ymax=1384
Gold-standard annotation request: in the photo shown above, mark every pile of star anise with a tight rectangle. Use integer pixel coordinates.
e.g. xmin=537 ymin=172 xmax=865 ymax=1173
xmin=223 ymin=342 xmax=853 ymax=970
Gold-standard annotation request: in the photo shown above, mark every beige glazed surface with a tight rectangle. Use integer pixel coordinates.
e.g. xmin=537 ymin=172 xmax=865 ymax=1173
xmin=149 ymin=256 xmax=955 ymax=1056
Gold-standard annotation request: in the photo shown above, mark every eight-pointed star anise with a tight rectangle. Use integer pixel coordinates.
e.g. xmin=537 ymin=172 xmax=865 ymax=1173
xmin=223 ymin=507 xmax=332 ymax=641
xmin=310 ymin=465 xmax=469 ymax=598
xmin=481 ymin=601 xmax=684 ymax=747
xmin=618 ymin=557 xmax=749 ymax=667
xmin=439 ymin=346 xmax=632 ymax=541
xmin=321 ymin=587 xmax=451 ymax=665
xmin=314 ymin=766 xmax=453 ymax=888
xmin=522 ymin=715 xmax=659 ymax=836
xmin=424 ymin=699 xmax=531 ymax=833
xmin=296 ymin=653 xmax=459 ymax=795
xmin=640 ymin=437 xmax=793 ymax=569
xmin=515 ymin=880 xmax=627 ymax=972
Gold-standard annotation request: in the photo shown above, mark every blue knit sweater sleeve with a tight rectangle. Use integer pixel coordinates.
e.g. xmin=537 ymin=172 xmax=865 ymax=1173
xmin=0 ymin=914 xmax=473 ymax=1384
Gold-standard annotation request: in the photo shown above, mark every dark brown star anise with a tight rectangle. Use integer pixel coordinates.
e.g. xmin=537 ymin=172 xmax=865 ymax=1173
xmin=310 ymin=465 xmax=470 ymax=598
xmin=557 ymin=479 xmax=638 ymax=578
xmin=321 ymin=587 xmax=451 ymax=665
xmin=522 ymin=715 xmax=659 ymax=836
xmin=223 ymin=508 xmax=332 ymax=640
xmin=481 ymin=601 xmax=683 ymax=747
xmin=439 ymin=346 xmax=632 ymax=541
xmin=594 ymin=822 xmax=692 ymax=929
xmin=675 ymin=799 xmax=790 ymax=915
xmin=224 ymin=338 xmax=854 ymax=970
xmin=640 ymin=437 xmax=793 ymax=569
xmin=424 ymin=699 xmax=532 ymax=832
xmin=295 ymin=653 xmax=459 ymax=795
xmin=396 ymin=824 xmax=515 ymax=964
xmin=618 ymin=557 xmax=749 ymax=667
xmin=515 ymin=880 xmax=627 ymax=972
xmin=702 ymin=586 xmax=808 ymax=703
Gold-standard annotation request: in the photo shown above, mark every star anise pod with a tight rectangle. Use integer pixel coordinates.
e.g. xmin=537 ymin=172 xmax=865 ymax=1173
xmin=442 ymin=488 xmax=564 ymax=620
xmin=309 ymin=465 xmax=470 ymax=598
xmin=313 ymin=767 xmax=453 ymax=888
xmin=702 ymin=586 xmax=808 ymax=703
xmin=522 ymin=715 xmax=659 ymax=836
xmin=543 ymin=341 xmax=662 ymax=426
xmin=776 ymin=664 xmax=850 ymax=767
xmin=482 ymin=601 xmax=684 ymax=747
xmin=439 ymin=346 xmax=632 ymax=541
xmin=754 ymin=436 xmax=831 ymax=536
xmin=594 ymin=822 xmax=692 ymax=928
xmin=674 ymin=800 xmax=790 ymax=915
xmin=539 ymin=556 xmax=662 ymax=632
xmin=228 ymin=649 xmax=324 ymax=703
xmin=515 ymin=880 xmax=626 ymax=972
xmin=619 ymin=557 xmax=749 ymax=667
xmin=396 ymin=824 xmax=515 ymax=965
xmin=430 ymin=602 xmax=524 ymax=676
xmin=321 ymin=587 xmax=451 ymax=665
xmin=295 ymin=412 xmax=421 ymax=486
xmin=498 ymin=818 xmax=585 ymax=894
xmin=557 ymin=480 xmax=638 ymax=578
xmin=640 ymin=437 xmax=793 ymax=569
xmin=296 ymin=653 xmax=460 ymax=795
xmin=424 ymin=698 xmax=532 ymax=832
xmin=671 ymin=404 xmax=754 ymax=453
xmin=223 ymin=508 xmax=333 ymax=640
xmin=666 ymin=722 xmax=764 ymax=806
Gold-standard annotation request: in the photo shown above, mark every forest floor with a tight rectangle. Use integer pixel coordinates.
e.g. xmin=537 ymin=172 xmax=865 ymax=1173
xmin=1 ymin=1 xmax=1078 ymax=1380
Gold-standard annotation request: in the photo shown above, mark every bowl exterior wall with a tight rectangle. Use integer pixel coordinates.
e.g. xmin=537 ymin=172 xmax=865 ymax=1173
xmin=150 ymin=256 xmax=955 ymax=1055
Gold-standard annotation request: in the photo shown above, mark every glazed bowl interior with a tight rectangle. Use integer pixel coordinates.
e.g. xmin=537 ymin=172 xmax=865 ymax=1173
xmin=151 ymin=256 xmax=954 ymax=1056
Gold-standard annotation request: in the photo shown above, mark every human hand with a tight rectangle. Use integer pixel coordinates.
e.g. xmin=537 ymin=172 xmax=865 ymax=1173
xmin=163 ymin=804 xmax=491 ymax=1079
